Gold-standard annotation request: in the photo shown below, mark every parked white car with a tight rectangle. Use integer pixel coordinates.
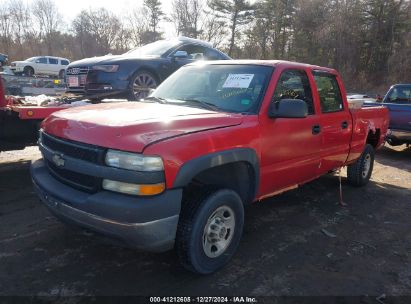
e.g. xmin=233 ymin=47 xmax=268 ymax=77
xmin=10 ymin=56 xmax=70 ymax=78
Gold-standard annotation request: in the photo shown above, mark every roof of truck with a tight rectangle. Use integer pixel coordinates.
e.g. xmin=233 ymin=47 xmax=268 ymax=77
xmin=190 ymin=59 xmax=337 ymax=74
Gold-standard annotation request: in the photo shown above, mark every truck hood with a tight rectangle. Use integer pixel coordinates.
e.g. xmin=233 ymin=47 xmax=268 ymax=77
xmin=42 ymin=102 xmax=243 ymax=153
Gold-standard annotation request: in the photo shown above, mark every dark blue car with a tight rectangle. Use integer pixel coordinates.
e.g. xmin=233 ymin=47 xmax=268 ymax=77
xmin=65 ymin=37 xmax=231 ymax=101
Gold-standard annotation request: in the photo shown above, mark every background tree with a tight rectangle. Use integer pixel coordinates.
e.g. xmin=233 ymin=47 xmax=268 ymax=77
xmin=32 ymin=0 xmax=61 ymax=54
xmin=8 ymin=0 xmax=32 ymax=59
xmin=144 ymin=0 xmax=164 ymax=42
xmin=127 ymin=6 xmax=151 ymax=46
xmin=0 ymin=1 xmax=14 ymax=56
xmin=171 ymin=0 xmax=203 ymax=38
xmin=199 ymin=5 xmax=227 ymax=48
xmin=207 ymin=0 xmax=254 ymax=56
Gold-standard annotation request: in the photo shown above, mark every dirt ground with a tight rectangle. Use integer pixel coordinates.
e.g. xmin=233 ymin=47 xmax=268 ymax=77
xmin=0 ymin=144 xmax=410 ymax=298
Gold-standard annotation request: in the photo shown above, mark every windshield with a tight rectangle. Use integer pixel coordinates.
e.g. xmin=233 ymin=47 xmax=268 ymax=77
xmin=26 ymin=57 xmax=38 ymax=62
xmin=385 ymin=86 xmax=411 ymax=104
xmin=151 ymin=64 xmax=274 ymax=113
xmin=125 ymin=40 xmax=180 ymax=57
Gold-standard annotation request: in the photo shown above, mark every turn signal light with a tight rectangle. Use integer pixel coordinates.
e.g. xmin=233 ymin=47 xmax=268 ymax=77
xmin=139 ymin=183 xmax=165 ymax=196
xmin=102 ymin=179 xmax=165 ymax=196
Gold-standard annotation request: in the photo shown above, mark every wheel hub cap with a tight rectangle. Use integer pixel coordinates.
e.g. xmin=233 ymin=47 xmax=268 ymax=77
xmin=202 ymin=206 xmax=235 ymax=258
xmin=133 ymin=73 xmax=157 ymax=99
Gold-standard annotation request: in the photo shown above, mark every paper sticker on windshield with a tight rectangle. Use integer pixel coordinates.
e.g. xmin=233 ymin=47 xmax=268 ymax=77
xmin=223 ymin=74 xmax=254 ymax=88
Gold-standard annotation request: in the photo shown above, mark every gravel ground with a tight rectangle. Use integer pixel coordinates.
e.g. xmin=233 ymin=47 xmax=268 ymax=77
xmin=0 ymin=144 xmax=410 ymax=298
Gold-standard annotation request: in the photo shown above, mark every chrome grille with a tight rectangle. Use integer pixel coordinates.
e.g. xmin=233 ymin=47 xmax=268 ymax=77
xmin=40 ymin=131 xmax=105 ymax=193
xmin=66 ymin=66 xmax=90 ymax=75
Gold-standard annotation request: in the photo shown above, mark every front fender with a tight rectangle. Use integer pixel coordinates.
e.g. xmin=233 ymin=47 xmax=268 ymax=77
xmin=172 ymin=148 xmax=260 ymax=198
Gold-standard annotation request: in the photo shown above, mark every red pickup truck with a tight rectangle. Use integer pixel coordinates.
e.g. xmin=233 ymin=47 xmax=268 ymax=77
xmin=31 ymin=60 xmax=389 ymax=274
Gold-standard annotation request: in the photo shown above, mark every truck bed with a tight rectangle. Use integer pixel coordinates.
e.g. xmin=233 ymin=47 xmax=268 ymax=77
xmin=347 ymin=105 xmax=389 ymax=163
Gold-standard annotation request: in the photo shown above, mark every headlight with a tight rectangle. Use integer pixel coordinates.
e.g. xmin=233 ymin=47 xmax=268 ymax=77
xmin=102 ymin=179 xmax=165 ymax=196
xmin=92 ymin=65 xmax=119 ymax=72
xmin=105 ymin=149 xmax=163 ymax=171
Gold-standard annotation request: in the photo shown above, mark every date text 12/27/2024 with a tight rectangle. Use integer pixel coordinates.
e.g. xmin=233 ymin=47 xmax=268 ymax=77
xmin=149 ymin=297 xmax=258 ymax=303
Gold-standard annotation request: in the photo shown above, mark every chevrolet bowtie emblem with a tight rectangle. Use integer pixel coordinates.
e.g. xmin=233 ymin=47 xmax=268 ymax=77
xmin=52 ymin=154 xmax=65 ymax=167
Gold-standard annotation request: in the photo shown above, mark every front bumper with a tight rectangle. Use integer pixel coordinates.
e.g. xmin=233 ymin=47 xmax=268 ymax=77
xmin=10 ymin=66 xmax=23 ymax=72
xmin=66 ymin=70 xmax=130 ymax=99
xmin=387 ymin=129 xmax=411 ymax=144
xmin=31 ymin=159 xmax=182 ymax=252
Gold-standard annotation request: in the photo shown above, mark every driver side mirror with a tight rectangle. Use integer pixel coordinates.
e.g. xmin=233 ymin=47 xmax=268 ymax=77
xmin=172 ymin=51 xmax=188 ymax=60
xmin=269 ymin=99 xmax=308 ymax=118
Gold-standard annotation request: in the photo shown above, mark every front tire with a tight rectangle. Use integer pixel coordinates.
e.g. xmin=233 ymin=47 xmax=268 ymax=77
xmin=23 ymin=66 xmax=34 ymax=77
xmin=176 ymin=188 xmax=244 ymax=274
xmin=128 ymin=70 xmax=158 ymax=101
xmin=347 ymin=144 xmax=375 ymax=187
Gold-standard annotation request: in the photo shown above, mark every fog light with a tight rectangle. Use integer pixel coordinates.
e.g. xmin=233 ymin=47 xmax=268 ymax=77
xmin=102 ymin=179 xmax=165 ymax=196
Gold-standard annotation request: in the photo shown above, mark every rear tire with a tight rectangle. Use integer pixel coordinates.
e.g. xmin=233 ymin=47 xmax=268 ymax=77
xmin=23 ymin=66 xmax=34 ymax=77
xmin=347 ymin=144 xmax=375 ymax=187
xmin=176 ymin=187 xmax=244 ymax=274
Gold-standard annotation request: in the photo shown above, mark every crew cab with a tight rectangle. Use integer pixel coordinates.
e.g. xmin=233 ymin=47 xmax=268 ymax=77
xmin=31 ymin=60 xmax=389 ymax=274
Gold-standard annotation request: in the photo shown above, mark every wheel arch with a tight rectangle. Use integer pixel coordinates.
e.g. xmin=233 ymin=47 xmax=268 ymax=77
xmin=366 ymin=128 xmax=380 ymax=149
xmin=173 ymin=148 xmax=260 ymax=204
xmin=129 ymin=66 xmax=161 ymax=85
xmin=23 ymin=65 xmax=34 ymax=72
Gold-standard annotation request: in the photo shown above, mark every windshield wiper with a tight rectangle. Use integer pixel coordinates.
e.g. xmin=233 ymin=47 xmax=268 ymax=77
xmin=143 ymin=96 xmax=168 ymax=104
xmin=180 ymin=99 xmax=220 ymax=111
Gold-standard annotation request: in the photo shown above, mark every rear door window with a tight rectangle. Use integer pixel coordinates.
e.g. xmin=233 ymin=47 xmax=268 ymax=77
xmin=313 ymin=72 xmax=344 ymax=113
xmin=49 ymin=58 xmax=58 ymax=64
